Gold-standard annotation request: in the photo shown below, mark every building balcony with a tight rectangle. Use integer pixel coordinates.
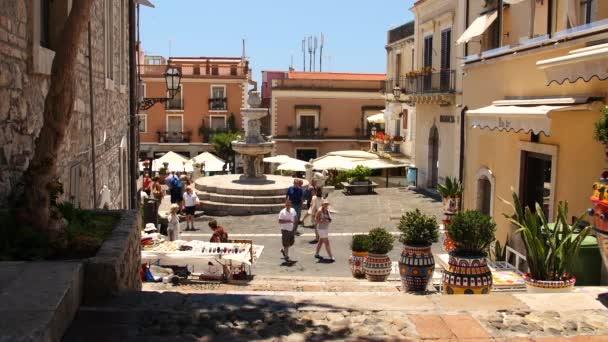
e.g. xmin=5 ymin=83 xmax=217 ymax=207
xmin=157 ymin=131 xmax=192 ymax=143
xmin=208 ymin=97 xmax=227 ymax=111
xmin=166 ymin=99 xmax=184 ymax=111
xmin=384 ymin=70 xmax=456 ymax=96
xmin=287 ymin=126 xmax=328 ymax=139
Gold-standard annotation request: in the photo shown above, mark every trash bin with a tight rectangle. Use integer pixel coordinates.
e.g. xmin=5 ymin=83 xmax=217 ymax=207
xmin=143 ymin=199 xmax=158 ymax=227
xmin=572 ymin=234 xmax=601 ymax=286
xmin=407 ymin=167 xmax=418 ymax=187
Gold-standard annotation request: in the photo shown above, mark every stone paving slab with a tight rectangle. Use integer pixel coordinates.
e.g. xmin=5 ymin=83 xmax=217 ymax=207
xmin=513 ymin=293 xmax=608 ymax=312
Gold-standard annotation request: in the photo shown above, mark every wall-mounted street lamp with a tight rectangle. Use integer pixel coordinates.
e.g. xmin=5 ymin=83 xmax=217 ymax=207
xmin=139 ymin=66 xmax=182 ymax=110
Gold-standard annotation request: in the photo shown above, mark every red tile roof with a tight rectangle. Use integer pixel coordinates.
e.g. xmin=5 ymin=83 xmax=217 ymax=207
xmin=286 ymin=72 xmax=386 ymax=81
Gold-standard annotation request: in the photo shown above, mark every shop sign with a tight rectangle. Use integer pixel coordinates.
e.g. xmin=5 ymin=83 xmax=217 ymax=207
xmin=440 ymin=115 xmax=455 ymax=123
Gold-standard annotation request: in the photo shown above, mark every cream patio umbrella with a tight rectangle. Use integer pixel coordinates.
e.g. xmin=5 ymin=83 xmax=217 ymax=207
xmin=263 ymin=155 xmax=302 ymax=164
xmin=366 ymin=112 xmax=385 ymax=124
xmin=152 ymin=151 xmax=193 ymax=173
xmin=277 ymin=159 xmax=311 ymax=172
xmin=191 ymin=152 xmax=226 ymax=172
xmin=312 ymin=155 xmax=359 ymax=171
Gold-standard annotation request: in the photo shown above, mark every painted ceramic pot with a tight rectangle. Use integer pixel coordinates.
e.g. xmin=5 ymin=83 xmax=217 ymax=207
xmin=523 ymin=273 xmax=576 ymax=293
xmin=442 ymin=253 xmax=492 ymax=295
xmin=364 ymin=253 xmax=392 ymax=282
xmin=348 ymin=251 xmax=368 ymax=279
xmin=399 ymin=245 xmax=435 ymax=292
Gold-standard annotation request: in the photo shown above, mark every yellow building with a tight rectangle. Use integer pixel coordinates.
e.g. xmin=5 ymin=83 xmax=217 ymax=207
xmin=460 ymin=0 xmax=608 ymax=250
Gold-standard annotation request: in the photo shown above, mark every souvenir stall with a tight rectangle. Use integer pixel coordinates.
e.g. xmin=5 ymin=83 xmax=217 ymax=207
xmin=141 ymin=234 xmax=264 ymax=282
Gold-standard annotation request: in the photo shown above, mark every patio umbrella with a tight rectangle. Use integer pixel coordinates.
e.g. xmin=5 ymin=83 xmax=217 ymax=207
xmin=277 ymin=160 xmax=311 ymax=172
xmin=366 ymin=113 xmax=385 ymax=124
xmin=263 ymin=155 xmax=301 ymax=164
xmin=190 ymin=152 xmax=225 ymax=172
xmin=328 ymin=150 xmax=379 ymax=159
xmin=152 ymin=151 xmax=193 ymax=173
xmin=312 ymin=155 xmax=358 ymax=171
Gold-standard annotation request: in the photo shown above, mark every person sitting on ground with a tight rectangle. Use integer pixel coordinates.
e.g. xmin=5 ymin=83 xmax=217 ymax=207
xmin=167 ymin=204 xmax=181 ymax=241
xmin=208 ymin=219 xmax=229 ymax=243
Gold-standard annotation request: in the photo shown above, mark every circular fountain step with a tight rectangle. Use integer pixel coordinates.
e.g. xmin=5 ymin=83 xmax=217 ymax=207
xmin=196 ymin=191 xmax=286 ymax=205
xmin=200 ymin=200 xmax=285 ymax=216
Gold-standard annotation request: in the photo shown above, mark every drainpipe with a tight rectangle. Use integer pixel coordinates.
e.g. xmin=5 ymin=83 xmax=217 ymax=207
xmin=129 ymin=0 xmax=138 ymax=209
xmin=87 ymin=21 xmax=97 ymax=209
xmin=459 ymin=106 xmax=467 ymax=187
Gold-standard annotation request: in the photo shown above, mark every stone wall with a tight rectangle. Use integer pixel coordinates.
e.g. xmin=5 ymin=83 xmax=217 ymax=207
xmin=83 ymin=210 xmax=141 ymax=305
xmin=0 ymin=0 xmax=130 ymax=209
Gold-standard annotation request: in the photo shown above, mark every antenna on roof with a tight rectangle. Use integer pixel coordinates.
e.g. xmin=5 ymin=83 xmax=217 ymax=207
xmin=319 ymin=33 xmax=324 ymax=72
xmin=313 ymin=36 xmax=318 ymax=72
xmin=301 ymin=38 xmax=306 ymax=72
xmin=242 ymin=38 xmax=246 ymax=60
xmin=307 ymin=36 xmax=313 ymax=72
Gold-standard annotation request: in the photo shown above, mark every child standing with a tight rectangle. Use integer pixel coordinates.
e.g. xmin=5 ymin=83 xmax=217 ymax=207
xmin=167 ymin=204 xmax=181 ymax=241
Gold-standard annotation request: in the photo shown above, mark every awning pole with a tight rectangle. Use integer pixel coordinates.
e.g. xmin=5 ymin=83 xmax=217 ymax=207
xmin=386 ymin=170 xmax=389 ymax=188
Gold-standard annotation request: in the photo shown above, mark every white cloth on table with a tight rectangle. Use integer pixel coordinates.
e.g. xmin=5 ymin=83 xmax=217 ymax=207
xmin=278 ymin=208 xmax=297 ymax=231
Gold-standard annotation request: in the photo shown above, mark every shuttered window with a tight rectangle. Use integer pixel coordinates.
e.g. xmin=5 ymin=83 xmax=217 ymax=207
xmin=440 ymin=29 xmax=451 ymax=71
xmin=423 ymin=36 xmax=433 ymax=68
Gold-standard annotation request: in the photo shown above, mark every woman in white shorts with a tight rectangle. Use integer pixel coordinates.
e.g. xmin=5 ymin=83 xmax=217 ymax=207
xmin=314 ymin=199 xmax=334 ymax=261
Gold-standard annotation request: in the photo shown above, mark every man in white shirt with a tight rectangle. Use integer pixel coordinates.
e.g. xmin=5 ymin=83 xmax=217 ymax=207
xmin=182 ymin=186 xmax=199 ymax=231
xmin=278 ymin=199 xmax=297 ymax=260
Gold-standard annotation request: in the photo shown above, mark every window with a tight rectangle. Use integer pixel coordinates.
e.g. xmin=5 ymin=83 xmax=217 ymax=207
xmin=211 ymin=85 xmax=225 ymax=99
xmin=138 ymin=114 xmax=147 ymax=133
xmin=210 ymin=116 xmax=227 ymax=130
xmin=166 ymin=85 xmax=183 ymax=110
xmin=194 ymin=66 xmax=200 ymax=75
xmin=395 ymin=53 xmax=402 ymax=80
xmin=440 ymin=28 xmax=452 ymax=91
xmin=296 ymin=149 xmax=318 ymax=162
xmin=475 ymin=167 xmax=495 ymax=217
xmin=230 ymin=65 xmax=237 ymax=76
xmin=423 ymin=36 xmax=433 ymax=68
xmin=167 ymin=115 xmax=183 ymax=133
xmin=520 ymin=151 xmax=552 ymax=219
xmin=211 ymin=65 xmax=219 ymax=76
xmin=104 ymin=0 xmax=114 ymax=81
xmin=210 ymin=85 xmax=226 ymax=110
xmin=580 ymin=0 xmax=596 ymax=25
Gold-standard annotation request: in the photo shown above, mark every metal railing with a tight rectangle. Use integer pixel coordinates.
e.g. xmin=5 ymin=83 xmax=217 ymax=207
xmin=157 ymin=131 xmax=192 ymax=143
xmin=287 ymin=126 xmax=327 ymax=139
xmin=208 ymin=97 xmax=227 ymax=111
xmin=383 ymin=70 xmax=456 ymax=95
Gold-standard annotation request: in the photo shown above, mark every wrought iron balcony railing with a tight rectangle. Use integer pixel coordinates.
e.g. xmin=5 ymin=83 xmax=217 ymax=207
xmin=157 ymin=131 xmax=192 ymax=143
xmin=208 ymin=97 xmax=227 ymax=111
xmin=287 ymin=126 xmax=327 ymax=139
xmin=383 ymin=69 xmax=456 ymax=96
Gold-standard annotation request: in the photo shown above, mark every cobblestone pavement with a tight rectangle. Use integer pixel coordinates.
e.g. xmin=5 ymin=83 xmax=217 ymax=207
xmin=151 ymin=188 xmax=444 ymax=278
xmin=63 ymin=289 xmax=608 ymax=341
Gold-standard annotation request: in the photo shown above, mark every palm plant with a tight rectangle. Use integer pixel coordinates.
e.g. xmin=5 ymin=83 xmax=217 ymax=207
xmin=437 ymin=177 xmax=464 ymax=198
xmin=503 ymin=192 xmax=591 ymax=281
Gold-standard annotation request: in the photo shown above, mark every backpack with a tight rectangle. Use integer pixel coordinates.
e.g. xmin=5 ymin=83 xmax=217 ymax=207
xmin=171 ymin=176 xmax=182 ymax=189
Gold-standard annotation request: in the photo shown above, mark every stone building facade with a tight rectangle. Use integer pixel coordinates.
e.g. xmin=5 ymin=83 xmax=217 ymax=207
xmin=0 ymin=0 xmax=131 ymax=209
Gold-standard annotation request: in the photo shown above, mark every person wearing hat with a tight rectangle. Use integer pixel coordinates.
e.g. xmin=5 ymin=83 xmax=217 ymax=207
xmin=182 ymin=186 xmax=199 ymax=231
xmin=167 ymin=204 xmax=181 ymax=241
xmin=314 ymin=199 xmax=334 ymax=261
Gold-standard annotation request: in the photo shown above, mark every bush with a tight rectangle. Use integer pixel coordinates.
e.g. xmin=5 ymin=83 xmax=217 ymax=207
xmin=447 ymin=210 xmax=496 ymax=256
xmin=437 ymin=176 xmax=463 ymax=198
xmin=347 ymin=166 xmax=371 ymax=183
xmin=594 ymin=106 xmax=608 ymax=145
xmin=398 ymin=209 xmax=439 ymax=247
xmin=350 ymin=234 xmax=369 ymax=252
xmin=367 ymin=227 xmax=395 ymax=254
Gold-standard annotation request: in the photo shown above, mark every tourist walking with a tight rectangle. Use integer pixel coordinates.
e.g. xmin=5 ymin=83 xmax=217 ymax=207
xmin=142 ymin=172 xmax=152 ymax=196
xmin=150 ymin=176 xmax=164 ymax=216
xmin=315 ymin=199 xmax=334 ymax=261
xmin=167 ymin=204 xmax=181 ymax=241
xmin=278 ymin=199 xmax=297 ymax=260
xmin=286 ymin=178 xmax=303 ymax=234
xmin=301 ymin=187 xmax=323 ymax=242
xmin=183 ymin=186 xmax=199 ymax=231
xmin=167 ymin=172 xmax=182 ymax=205
xmin=208 ymin=219 xmax=229 ymax=243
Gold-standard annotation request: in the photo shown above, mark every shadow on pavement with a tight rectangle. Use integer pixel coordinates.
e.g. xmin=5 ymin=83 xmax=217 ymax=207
xmin=63 ymin=291 xmax=352 ymax=342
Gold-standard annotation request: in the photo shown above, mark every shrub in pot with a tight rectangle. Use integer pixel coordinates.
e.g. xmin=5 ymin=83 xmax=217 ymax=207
xmin=593 ymin=106 xmax=608 ymax=159
xmin=349 ymin=234 xmax=369 ymax=278
xmin=437 ymin=177 xmax=463 ymax=213
xmin=397 ymin=209 xmax=439 ymax=292
xmin=442 ymin=210 xmax=496 ymax=295
xmin=347 ymin=165 xmax=372 ymax=185
xmin=363 ymin=227 xmax=395 ymax=282
xmin=504 ymin=192 xmax=591 ymax=293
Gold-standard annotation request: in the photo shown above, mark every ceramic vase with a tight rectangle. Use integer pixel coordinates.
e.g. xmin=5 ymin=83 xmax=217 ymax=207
xmin=348 ymin=251 xmax=368 ymax=278
xmin=442 ymin=253 xmax=492 ymax=295
xmin=399 ymin=245 xmax=435 ymax=292
xmin=523 ymin=273 xmax=576 ymax=293
xmin=364 ymin=253 xmax=392 ymax=282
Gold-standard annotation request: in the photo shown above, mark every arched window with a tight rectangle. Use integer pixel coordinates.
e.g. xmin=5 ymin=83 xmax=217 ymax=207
xmin=475 ymin=167 xmax=495 ymax=217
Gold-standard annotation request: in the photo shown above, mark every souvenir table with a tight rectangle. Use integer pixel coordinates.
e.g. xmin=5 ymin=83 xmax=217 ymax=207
xmin=142 ymin=239 xmax=264 ymax=280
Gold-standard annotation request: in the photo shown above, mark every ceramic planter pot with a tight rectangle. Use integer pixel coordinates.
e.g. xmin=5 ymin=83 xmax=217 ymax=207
xmin=523 ymin=273 xmax=576 ymax=293
xmin=399 ymin=245 xmax=434 ymax=292
xmin=442 ymin=253 xmax=492 ymax=295
xmin=364 ymin=253 xmax=392 ymax=282
xmin=348 ymin=251 xmax=368 ymax=278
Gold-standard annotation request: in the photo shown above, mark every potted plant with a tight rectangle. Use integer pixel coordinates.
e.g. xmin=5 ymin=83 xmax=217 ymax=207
xmin=393 ymin=136 xmax=404 ymax=144
xmin=397 ymin=209 xmax=439 ymax=292
xmin=593 ymin=106 xmax=608 ymax=159
xmin=437 ymin=177 xmax=463 ymax=214
xmin=383 ymin=134 xmax=391 ymax=144
xmin=363 ymin=227 xmax=395 ymax=282
xmin=347 ymin=165 xmax=371 ymax=185
xmin=442 ymin=210 xmax=496 ymax=294
xmin=504 ymin=193 xmax=591 ymax=293
xmin=349 ymin=234 xmax=369 ymax=278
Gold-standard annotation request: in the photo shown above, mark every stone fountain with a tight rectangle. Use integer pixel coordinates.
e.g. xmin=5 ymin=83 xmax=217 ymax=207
xmin=193 ymin=89 xmax=307 ymax=216
xmin=231 ymin=90 xmax=274 ymax=181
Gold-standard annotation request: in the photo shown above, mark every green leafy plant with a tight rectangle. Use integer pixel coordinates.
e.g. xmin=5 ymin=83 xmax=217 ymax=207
xmin=447 ymin=210 xmax=496 ymax=256
xmin=367 ymin=227 xmax=395 ymax=255
xmin=350 ymin=234 xmax=370 ymax=253
xmin=328 ymin=171 xmax=348 ymax=187
xmin=488 ymin=239 xmax=507 ymax=262
xmin=398 ymin=209 xmax=439 ymax=247
xmin=211 ymin=131 xmax=242 ymax=171
xmin=437 ymin=176 xmax=463 ymax=198
xmin=347 ymin=165 xmax=372 ymax=183
xmin=227 ymin=113 xmax=236 ymax=132
xmin=503 ymin=192 xmax=591 ymax=281
xmin=593 ymin=106 xmax=608 ymax=145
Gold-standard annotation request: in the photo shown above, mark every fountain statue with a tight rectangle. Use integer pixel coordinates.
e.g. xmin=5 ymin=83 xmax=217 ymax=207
xmin=231 ymin=89 xmax=275 ymax=181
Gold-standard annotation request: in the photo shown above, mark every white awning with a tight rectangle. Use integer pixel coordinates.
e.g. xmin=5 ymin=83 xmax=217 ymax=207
xmin=467 ymin=100 xmax=593 ymax=135
xmin=457 ymin=10 xmax=498 ymax=45
xmin=366 ymin=113 xmax=385 ymax=124
xmin=537 ymin=42 xmax=608 ymax=85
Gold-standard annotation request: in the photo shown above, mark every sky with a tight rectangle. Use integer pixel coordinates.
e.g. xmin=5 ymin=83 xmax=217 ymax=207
xmin=139 ymin=0 xmax=415 ymax=82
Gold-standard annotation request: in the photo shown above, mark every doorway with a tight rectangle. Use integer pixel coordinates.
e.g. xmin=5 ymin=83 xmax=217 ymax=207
xmin=296 ymin=148 xmax=318 ymax=162
xmin=520 ymin=151 xmax=552 ymax=218
xmin=428 ymin=125 xmax=439 ymax=188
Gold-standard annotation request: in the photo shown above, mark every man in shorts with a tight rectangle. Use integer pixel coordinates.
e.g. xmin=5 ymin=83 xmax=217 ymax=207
xmin=285 ymin=179 xmax=303 ymax=234
xmin=278 ymin=199 xmax=297 ymax=260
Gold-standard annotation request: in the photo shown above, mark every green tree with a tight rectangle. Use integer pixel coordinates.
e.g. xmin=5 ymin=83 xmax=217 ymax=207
xmin=211 ymin=131 xmax=241 ymax=172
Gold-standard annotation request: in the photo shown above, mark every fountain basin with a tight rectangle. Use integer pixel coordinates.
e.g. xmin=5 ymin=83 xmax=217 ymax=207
xmin=232 ymin=141 xmax=275 ymax=156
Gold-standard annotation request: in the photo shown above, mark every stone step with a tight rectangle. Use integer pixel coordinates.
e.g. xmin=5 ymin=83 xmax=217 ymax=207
xmin=196 ymin=190 xmax=285 ymax=205
xmin=200 ymin=200 xmax=284 ymax=216
xmin=196 ymin=183 xmax=287 ymax=197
